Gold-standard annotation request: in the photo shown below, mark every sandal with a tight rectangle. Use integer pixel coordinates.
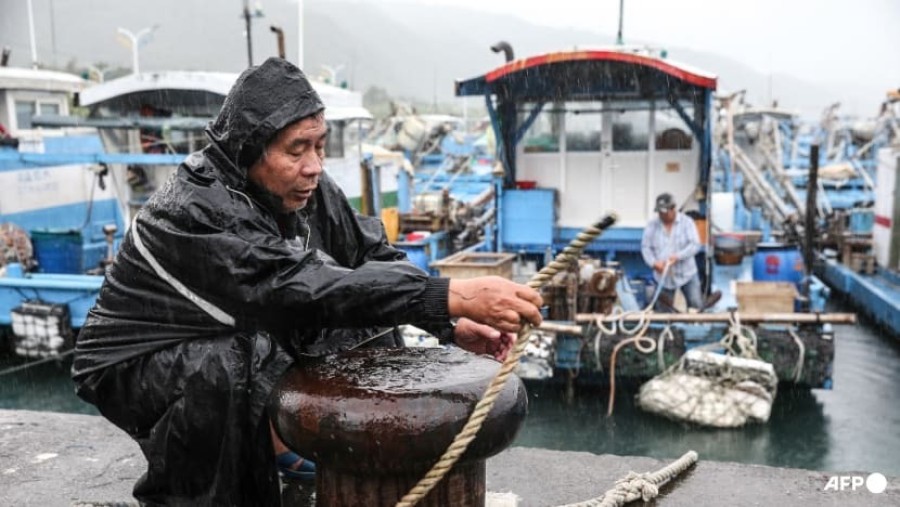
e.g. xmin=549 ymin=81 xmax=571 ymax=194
xmin=276 ymin=451 xmax=316 ymax=481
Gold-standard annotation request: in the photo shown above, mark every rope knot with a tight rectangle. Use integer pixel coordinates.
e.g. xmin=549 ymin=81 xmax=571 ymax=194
xmin=613 ymin=472 xmax=659 ymax=502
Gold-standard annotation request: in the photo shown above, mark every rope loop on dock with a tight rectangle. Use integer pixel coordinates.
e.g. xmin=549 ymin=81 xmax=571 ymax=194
xmin=558 ymin=450 xmax=699 ymax=507
xmin=396 ymin=214 xmax=617 ymax=507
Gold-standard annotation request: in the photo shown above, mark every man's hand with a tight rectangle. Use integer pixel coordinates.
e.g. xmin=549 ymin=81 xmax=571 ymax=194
xmin=654 ymin=257 xmax=676 ymax=273
xmin=452 ymin=318 xmax=514 ymax=361
xmin=447 ymin=276 xmax=543 ymax=333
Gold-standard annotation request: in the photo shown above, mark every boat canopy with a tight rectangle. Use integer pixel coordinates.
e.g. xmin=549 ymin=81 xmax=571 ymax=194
xmin=79 ymin=71 xmax=372 ymax=121
xmin=456 ymin=48 xmax=716 ymax=101
xmin=0 ymin=67 xmax=87 ymax=93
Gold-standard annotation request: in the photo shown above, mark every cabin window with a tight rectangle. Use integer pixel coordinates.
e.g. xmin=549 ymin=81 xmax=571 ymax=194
xmin=15 ymin=101 xmax=37 ymax=129
xmin=14 ymin=100 xmax=64 ymax=129
xmin=612 ymin=110 xmax=651 ymax=152
xmin=326 ymin=121 xmax=345 ymax=158
xmin=654 ymin=110 xmax=693 ymax=151
xmin=564 ymin=101 xmax=602 ymax=152
xmin=40 ymin=102 xmax=61 ymax=116
xmin=521 ymin=105 xmax=561 ymax=153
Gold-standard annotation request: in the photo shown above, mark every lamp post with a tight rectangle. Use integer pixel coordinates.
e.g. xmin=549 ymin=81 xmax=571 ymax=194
xmin=117 ymin=25 xmax=158 ymax=74
xmin=26 ymin=0 xmax=38 ymax=68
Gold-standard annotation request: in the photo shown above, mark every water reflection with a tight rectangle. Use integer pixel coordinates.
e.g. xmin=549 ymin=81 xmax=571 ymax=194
xmin=0 ymin=357 xmax=96 ymax=415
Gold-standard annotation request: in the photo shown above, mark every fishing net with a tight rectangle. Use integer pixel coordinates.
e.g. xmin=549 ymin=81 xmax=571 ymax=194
xmin=0 ymin=223 xmax=34 ymax=270
xmin=636 ymin=348 xmax=778 ymax=428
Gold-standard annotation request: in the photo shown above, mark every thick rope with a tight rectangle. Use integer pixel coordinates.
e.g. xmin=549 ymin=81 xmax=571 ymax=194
xmin=787 ymin=328 xmax=806 ymax=383
xmin=606 ymin=328 xmax=654 ymax=417
xmin=396 ymin=214 xmax=617 ymax=507
xmin=557 ymin=450 xmax=699 ymax=507
xmin=722 ymin=311 xmax=759 ymax=359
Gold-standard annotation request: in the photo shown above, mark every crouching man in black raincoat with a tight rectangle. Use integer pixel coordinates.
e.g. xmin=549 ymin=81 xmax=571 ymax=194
xmin=71 ymin=57 xmax=543 ymax=506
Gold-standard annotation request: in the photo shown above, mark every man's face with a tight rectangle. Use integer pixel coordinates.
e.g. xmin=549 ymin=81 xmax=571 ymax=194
xmin=658 ymin=206 xmax=676 ymax=224
xmin=248 ymin=114 xmax=328 ymax=212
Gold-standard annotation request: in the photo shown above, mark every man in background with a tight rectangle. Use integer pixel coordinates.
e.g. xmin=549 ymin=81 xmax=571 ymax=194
xmin=641 ymin=192 xmax=704 ymax=312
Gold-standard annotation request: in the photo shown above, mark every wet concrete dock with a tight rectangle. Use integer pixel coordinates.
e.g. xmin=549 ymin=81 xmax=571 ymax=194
xmin=1 ymin=409 xmax=897 ymax=506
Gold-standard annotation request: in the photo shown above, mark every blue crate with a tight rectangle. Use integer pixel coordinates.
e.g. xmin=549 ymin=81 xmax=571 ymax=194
xmin=555 ymin=334 xmax=583 ymax=369
xmin=30 ymin=230 xmax=83 ymax=274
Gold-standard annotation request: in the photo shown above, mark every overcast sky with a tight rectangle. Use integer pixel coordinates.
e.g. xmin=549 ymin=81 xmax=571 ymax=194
xmin=383 ymin=0 xmax=900 ymax=93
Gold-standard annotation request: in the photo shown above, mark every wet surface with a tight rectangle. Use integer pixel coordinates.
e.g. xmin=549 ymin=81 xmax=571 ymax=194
xmin=4 ymin=409 xmax=897 ymax=507
xmin=271 ymin=347 xmax=527 ymax=473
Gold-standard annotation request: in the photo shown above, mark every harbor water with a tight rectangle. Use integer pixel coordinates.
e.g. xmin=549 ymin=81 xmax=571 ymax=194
xmin=1 ymin=301 xmax=899 ymax=476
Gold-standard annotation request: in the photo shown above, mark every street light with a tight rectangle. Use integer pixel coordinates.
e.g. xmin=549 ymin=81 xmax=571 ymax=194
xmin=116 ymin=25 xmax=159 ymax=75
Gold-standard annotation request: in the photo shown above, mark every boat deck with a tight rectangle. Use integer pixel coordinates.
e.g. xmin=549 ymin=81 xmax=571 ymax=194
xmin=817 ymin=258 xmax=900 ymax=336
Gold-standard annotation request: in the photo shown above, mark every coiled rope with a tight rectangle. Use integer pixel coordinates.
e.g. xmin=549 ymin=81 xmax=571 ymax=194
xmin=599 ymin=262 xmax=673 ymax=417
xmin=396 ymin=213 xmax=618 ymax=507
xmin=557 ymin=450 xmax=699 ymax=507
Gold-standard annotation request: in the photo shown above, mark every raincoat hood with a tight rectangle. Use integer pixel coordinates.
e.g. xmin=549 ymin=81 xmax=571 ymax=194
xmin=205 ymin=57 xmax=325 ymax=184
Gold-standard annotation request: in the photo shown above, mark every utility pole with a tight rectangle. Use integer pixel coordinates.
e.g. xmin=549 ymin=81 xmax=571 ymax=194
xmin=242 ymin=0 xmax=265 ymax=67
xmin=243 ymin=0 xmax=254 ymax=66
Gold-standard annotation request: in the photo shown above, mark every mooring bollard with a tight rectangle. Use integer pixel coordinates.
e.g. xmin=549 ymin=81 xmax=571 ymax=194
xmin=270 ymin=347 xmax=527 ymax=507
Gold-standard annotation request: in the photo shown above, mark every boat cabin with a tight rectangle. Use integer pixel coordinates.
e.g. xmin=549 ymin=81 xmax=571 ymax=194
xmin=0 ymin=67 xmax=85 ymax=136
xmin=456 ymin=47 xmax=717 ymax=276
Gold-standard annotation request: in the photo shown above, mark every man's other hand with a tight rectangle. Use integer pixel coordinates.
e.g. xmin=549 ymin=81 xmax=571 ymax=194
xmin=452 ymin=318 xmax=514 ymax=361
xmin=447 ymin=276 xmax=543 ymax=333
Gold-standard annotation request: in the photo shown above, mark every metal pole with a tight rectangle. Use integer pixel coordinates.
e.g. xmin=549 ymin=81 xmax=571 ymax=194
xmin=243 ymin=0 xmax=253 ymax=67
xmin=26 ymin=0 xmax=38 ymax=68
xmin=132 ymin=40 xmax=139 ymax=74
xmin=616 ymin=0 xmax=625 ymax=45
xmin=804 ymin=144 xmax=819 ymax=307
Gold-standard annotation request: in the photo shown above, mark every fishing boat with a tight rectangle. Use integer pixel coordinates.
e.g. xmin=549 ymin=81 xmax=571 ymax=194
xmin=715 ymin=90 xmax=900 ymax=337
xmin=813 ymin=93 xmax=900 ymax=337
xmin=450 ymin=45 xmax=855 ymax=412
xmin=0 ymin=66 xmax=129 ymax=358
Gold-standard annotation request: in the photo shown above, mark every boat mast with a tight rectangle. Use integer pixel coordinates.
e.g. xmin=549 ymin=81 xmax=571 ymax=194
xmin=616 ymin=0 xmax=625 ymax=45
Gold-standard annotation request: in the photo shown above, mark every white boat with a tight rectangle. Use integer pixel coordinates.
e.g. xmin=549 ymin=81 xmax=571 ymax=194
xmin=75 ymin=70 xmax=398 ymax=216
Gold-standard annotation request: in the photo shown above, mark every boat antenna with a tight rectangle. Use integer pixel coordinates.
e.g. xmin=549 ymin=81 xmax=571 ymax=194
xmin=616 ymin=0 xmax=625 ymax=45
xmin=490 ymin=41 xmax=514 ymax=63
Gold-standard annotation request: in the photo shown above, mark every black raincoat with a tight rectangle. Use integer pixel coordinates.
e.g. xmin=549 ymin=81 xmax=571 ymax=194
xmin=72 ymin=58 xmax=452 ymax=506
